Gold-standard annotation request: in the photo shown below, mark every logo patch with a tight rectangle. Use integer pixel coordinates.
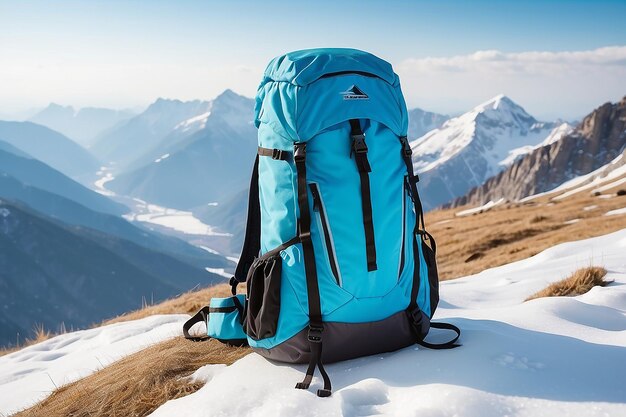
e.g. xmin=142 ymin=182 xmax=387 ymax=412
xmin=340 ymin=85 xmax=369 ymax=100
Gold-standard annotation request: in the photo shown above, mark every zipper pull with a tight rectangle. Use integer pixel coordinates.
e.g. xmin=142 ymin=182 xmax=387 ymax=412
xmin=310 ymin=185 xmax=321 ymax=212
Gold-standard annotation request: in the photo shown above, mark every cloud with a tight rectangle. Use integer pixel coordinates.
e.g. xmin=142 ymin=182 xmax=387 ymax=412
xmin=398 ymin=46 xmax=626 ymax=75
xmin=396 ymin=46 xmax=626 ymax=119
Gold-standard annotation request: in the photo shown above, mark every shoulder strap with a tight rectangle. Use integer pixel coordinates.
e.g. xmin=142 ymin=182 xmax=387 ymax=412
xmin=230 ymin=156 xmax=261 ymax=294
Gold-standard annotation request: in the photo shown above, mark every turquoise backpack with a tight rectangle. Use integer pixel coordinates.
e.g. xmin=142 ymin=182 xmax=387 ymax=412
xmin=184 ymin=48 xmax=460 ymax=397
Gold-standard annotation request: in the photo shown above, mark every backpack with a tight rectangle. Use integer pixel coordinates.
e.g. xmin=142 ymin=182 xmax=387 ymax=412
xmin=183 ymin=48 xmax=460 ymax=397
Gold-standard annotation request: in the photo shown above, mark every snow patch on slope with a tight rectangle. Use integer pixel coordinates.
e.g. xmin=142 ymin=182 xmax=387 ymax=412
xmin=0 ymin=315 xmax=187 ymax=415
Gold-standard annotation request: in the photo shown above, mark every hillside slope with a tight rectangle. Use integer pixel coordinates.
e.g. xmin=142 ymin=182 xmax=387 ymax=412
xmin=0 ymin=200 xmax=223 ymax=346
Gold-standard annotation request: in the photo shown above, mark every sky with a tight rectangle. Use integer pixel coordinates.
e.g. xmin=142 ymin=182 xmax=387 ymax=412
xmin=1 ymin=0 xmax=625 ymax=120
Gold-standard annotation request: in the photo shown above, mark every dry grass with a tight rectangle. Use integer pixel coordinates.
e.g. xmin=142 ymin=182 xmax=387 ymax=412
xmin=0 ymin=323 xmax=58 ymax=357
xmin=526 ymin=266 xmax=610 ymax=301
xmin=427 ymin=178 xmax=626 ymax=280
xmin=15 ymin=337 xmax=249 ymax=417
xmin=102 ymin=283 xmax=235 ymax=326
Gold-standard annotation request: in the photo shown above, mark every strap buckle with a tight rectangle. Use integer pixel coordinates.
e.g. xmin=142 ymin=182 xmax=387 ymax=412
xmin=294 ymin=143 xmax=306 ymax=162
xmin=307 ymin=324 xmax=324 ymax=343
xmin=351 ymin=134 xmax=368 ymax=154
xmin=399 ymin=136 xmax=412 ymax=158
xmin=272 ymin=148 xmax=286 ymax=160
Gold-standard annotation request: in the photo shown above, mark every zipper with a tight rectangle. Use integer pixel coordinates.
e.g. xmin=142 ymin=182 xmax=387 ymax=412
xmin=319 ymin=70 xmax=381 ymax=80
xmin=309 ymin=183 xmax=342 ymax=286
xmin=398 ymin=176 xmax=408 ymax=279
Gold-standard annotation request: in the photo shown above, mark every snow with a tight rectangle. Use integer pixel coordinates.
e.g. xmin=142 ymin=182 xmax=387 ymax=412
xmin=4 ymin=229 xmax=626 ymax=416
xmin=583 ymin=205 xmax=598 ymax=211
xmin=174 ymin=111 xmax=212 ymax=132
xmin=149 ymin=228 xmax=626 ymax=417
xmin=0 ymin=314 xmax=187 ymax=415
xmin=605 ymin=207 xmax=626 ymax=216
xmin=93 ymin=166 xmax=116 ymax=196
xmin=501 ymin=122 xmax=573 ymax=166
xmin=455 ymin=198 xmax=506 ymax=217
xmin=154 ymin=153 xmax=170 ymax=163
xmin=411 ymin=95 xmax=558 ymax=175
xmin=123 ymin=202 xmax=231 ymax=236
xmin=563 ymin=218 xmax=581 ymax=224
xmin=522 ymin=151 xmax=626 ymax=202
xmin=205 ymin=267 xmax=232 ymax=279
xmin=0 ymin=207 xmax=9 ymax=217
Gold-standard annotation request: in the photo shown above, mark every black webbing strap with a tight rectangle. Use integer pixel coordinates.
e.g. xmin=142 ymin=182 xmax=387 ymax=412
xmin=183 ymin=306 xmax=211 ymax=341
xmin=417 ymin=322 xmax=461 ymax=349
xmin=293 ymin=142 xmax=331 ymax=397
xmin=258 ymin=146 xmax=291 ymax=161
xmin=398 ymin=136 xmax=425 ymax=231
xmin=230 ymin=156 xmax=262 ymax=295
xmin=349 ymin=119 xmax=377 ymax=271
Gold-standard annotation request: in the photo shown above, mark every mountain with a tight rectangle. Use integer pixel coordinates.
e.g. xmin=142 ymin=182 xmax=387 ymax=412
xmin=0 ymin=121 xmax=100 ymax=180
xmin=107 ymin=90 xmax=257 ymax=209
xmin=0 ymin=171 xmax=231 ymax=270
xmin=411 ymin=95 xmax=565 ymax=210
xmin=448 ymin=96 xmax=626 ymax=208
xmin=0 ymin=199 xmax=223 ymax=346
xmin=0 ymin=144 xmax=128 ymax=216
xmin=407 ymin=107 xmax=448 ymax=140
xmin=90 ymin=98 xmax=212 ymax=167
xmin=193 ymin=187 xmax=249 ymax=255
xmin=29 ymin=103 xmax=135 ymax=146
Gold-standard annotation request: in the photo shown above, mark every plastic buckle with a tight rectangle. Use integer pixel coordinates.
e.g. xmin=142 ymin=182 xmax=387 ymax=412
xmin=294 ymin=143 xmax=306 ymax=162
xmin=307 ymin=324 xmax=324 ymax=343
xmin=272 ymin=148 xmax=286 ymax=160
xmin=400 ymin=136 xmax=412 ymax=158
xmin=351 ymin=134 xmax=368 ymax=154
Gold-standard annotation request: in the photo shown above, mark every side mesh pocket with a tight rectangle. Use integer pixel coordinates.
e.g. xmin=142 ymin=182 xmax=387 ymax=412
xmin=245 ymin=253 xmax=282 ymax=340
xmin=421 ymin=231 xmax=439 ymax=316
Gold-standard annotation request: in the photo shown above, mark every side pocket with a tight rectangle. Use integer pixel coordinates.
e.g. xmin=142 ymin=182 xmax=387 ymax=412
xmin=207 ymin=294 xmax=247 ymax=346
xmin=245 ymin=253 xmax=282 ymax=340
xmin=421 ymin=231 xmax=439 ymax=316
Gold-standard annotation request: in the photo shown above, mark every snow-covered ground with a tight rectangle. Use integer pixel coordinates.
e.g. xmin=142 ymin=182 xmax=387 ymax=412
xmin=0 ymin=314 xmax=187 ymax=415
xmin=3 ymin=229 xmax=625 ymax=416
xmin=152 ymin=228 xmax=626 ymax=417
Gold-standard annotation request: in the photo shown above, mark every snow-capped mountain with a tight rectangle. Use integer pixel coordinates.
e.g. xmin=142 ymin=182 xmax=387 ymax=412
xmin=411 ymin=95 xmax=564 ymax=210
xmin=90 ymin=98 xmax=212 ymax=168
xmin=407 ymin=107 xmax=449 ymax=140
xmin=29 ymin=103 xmax=135 ymax=146
xmin=106 ymin=90 xmax=256 ymax=209
xmin=449 ymin=96 xmax=626 ymax=208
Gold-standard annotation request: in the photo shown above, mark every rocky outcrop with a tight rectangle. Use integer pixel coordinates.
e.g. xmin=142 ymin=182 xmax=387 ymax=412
xmin=448 ymin=97 xmax=626 ymax=208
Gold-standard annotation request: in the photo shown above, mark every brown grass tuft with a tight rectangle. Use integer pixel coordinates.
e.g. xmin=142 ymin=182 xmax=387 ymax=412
xmin=14 ymin=337 xmax=249 ymax=417
xmin=525 ymin=266 xmax=610 ymax=301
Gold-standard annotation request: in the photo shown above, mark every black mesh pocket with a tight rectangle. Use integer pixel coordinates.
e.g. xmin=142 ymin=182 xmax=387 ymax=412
xmin=421 ymin=231 xmax=439 ymax=316
xmin=245 ymin=253 xmax=282 ymax=340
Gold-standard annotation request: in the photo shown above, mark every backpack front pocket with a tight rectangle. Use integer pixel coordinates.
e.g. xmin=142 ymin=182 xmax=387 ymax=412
xmin=245 ymin=252 xmax=282 ymax=340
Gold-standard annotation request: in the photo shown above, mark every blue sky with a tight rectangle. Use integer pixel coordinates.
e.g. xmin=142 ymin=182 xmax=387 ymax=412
xmin=1 ymin=0 xmax=625 ymax=119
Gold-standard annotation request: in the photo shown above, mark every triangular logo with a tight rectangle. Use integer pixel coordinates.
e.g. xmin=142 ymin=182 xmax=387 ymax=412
xmin=340 ymin=85 xmax=369 ymax=100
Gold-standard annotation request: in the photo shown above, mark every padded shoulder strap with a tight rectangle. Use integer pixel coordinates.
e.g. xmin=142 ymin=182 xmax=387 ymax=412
xmin=231 ymin=156 xmax=261 ymax=292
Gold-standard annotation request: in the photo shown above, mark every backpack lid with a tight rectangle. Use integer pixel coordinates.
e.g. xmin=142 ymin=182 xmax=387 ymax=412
xmin=262 ymin=48 xmax=397 ymax=87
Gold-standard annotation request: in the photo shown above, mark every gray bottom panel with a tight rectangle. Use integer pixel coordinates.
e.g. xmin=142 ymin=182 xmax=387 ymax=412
xmin=252 ymin=309 xmax=424 ymax=364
